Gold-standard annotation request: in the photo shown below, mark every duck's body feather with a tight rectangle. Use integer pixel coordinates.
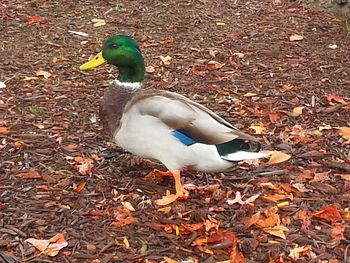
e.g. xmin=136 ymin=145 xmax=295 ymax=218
xmin=100 ymin=83 xmax=268 ymax=172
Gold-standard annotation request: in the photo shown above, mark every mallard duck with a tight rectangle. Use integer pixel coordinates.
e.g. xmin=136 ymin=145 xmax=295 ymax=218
xmin=80 ymin=35 xmax=269 ymax=205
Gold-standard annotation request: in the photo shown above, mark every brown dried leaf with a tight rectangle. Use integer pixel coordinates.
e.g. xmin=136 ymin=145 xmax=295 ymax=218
xmin=288 ymin=245 xmax=311 ymax=260
xmin=291 ymin=106 xmax=304 ymax=117
xmin=267 ymin=151 xmax=291 ymax=164
xmin=16 ymin=170 xmax=42 ymax=179
xmin=330 ymin=223 xmax=346 ymax=240
xmin=26 ymin=233 xmax=67 ymax=257
xmin=36 ymin=70 xmax=52 ymax=79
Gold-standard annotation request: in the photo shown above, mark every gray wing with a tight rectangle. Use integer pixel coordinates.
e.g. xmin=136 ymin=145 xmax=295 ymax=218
xmin=127 ymin=90 xmax=258 ymax=145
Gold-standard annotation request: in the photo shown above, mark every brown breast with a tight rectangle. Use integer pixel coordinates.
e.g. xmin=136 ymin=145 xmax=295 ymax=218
xmin=99 ymin=83 xmax=135 ymax=139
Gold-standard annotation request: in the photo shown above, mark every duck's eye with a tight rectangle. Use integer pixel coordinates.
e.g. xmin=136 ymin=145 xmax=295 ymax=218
xmin=110 ymin=44 xmax=119 ymax=49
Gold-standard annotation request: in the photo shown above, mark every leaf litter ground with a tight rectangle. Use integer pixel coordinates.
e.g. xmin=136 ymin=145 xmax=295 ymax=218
xmin=0 ymin=1 xmax=349 ymax=262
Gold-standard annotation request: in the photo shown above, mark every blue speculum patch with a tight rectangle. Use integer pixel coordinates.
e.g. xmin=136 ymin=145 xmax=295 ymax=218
xmin=171 ymin=130 xmax=196 ymax=146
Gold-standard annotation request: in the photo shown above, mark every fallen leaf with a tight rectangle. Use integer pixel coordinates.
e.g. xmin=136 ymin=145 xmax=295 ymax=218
xmin=111 ymin=216 xmax=138 ymax=227
xmin=288 ymin=245 xmax=311 ymax=260
xmin=262 ymin=193 xmax=293 ymax=203
xmin=26 ymin=233 xmax=67 ymax=256
xmin=0 ymin=82 xmax=6 ymax=89
xmin=206 ymin=60 xmax=225 ymax=70
xmin=269 ymin=112 xmax=281 ymax=123
xmin=330 ymin=223 xmax=346 ymax=240
xmin=311 ymin=171 xmax=331 ymax=182
xmin=262 ymin=225 xmax=289 ymax=239
xmin=74 ymin=157 xmax=94 ymax=176
xmin=74 ymin=182 xmax=86 ymax=193
xmin=145 ymin=65 xmax=155 ymax=73
xmin=123 ymin=237 xmax=129 ymax=248
xmin=249 ymin=123 xmax=266 ymax=134
xmin=292 ymin=183 xmax=312 ymax=193
xmin=335 ymin=174 xmax=350 ymax=181
xmin=159 ymin=55 xmax=172 ymax=65
xmin=243 ymin=92 xmax=257 ymax=97
xmin=338 ymin=127 xmax=350 ymax=140
xmin=122 ymin=201 xmax=135 ymax=212
xmin=216 ymin=22 xmax=226 ymax=26
xmin=291 ymin=106 xmax=304 ymax=117
xmin=163 ymin=257 xmax=179 ymax=263
xmin=226 ymin=191 xmax=260 ymax=206
xmin=289 ymin=34 xmax=304 ymax=41
xmin=312 ymin=205 xmax=342 ymax=223
xmin=267 ymin=151 xmax=291 ymax=164
xmin=36 ymin=70 xmax=52 ymax=79
xmin=27 ymin=15 xmax=48 ymax=25
xmin=324 ymin=93 xmax=346 ymax=104
xmin=16 ymin=170 xmax=42 ymax=179
xmin=23 ymin=76 xmax=39 ymax=81
xmin=91 ymin=18 xmax=106 ymax=27
xmin=36 ymin=185 xmax=49 ymax=191
xmin=0 ymin=127 xmax=10 ymax=135
xmin=279 ymin=84 xmax=294 ymax=93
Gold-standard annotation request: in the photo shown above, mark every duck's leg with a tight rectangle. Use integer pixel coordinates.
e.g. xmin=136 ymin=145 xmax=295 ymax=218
xmin=154 ymin=169 xmax=189 ymax=206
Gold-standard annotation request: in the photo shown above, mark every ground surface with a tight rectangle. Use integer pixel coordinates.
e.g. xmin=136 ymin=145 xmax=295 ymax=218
xmin=1 ymin=0 xmax=350 ymax=262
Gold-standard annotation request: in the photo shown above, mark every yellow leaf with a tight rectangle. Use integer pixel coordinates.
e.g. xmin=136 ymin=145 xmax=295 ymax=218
xmin=249 ymin=123 xmax=266 ymax=134
xmin=289 ymin=34 xmax=304 ymax=41
xmin=262 ymin=225 xmax=289 ymax=239
xmin=23 ymin=76 xmax=39 ymax=81
xmin=159 ymin=55 xmax=172 ymax=65
xmin=122 ymin=201 xmax=135 ymax=212
xmin=216 ymin=22 xmax=226 ymax=26
xmin=123 ymin=237 xmax=129 ymax=248
xmin=243 ymin=92 xmax=257 ymax=97
xmin=291 ymin=106 xmax=304 ymax=117
xmin=338 ymin=127 xmax=350 ymax=140
xmin=267 ymin=151 xmax=291 ymax=164
xmin=36 ymin=70 xmax=52 ymax=79
xmin=288 ymin=245 xmax=311 ymax=260
xmin=91 ymin=18 xmax=106 ymax=27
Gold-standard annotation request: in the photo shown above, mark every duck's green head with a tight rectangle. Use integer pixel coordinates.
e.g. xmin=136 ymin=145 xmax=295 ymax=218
xmin=80 ymin=35 xmax=145 ymax=83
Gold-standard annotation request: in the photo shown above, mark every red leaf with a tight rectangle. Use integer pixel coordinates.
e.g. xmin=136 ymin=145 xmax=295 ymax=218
xmin=312 ymin=205 xmax=342 ymax=223
xmin=27 ymin=15 xmax=48 ymax=25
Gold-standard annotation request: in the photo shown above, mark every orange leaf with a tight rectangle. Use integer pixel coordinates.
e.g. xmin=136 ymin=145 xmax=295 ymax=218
xmin=27 ymin=15 xmax=48 ymax=25
xmin=16 ymin=170 xmax=42 ymax=179
xmin=338 ymin=127 xmax=350 ymax=140
xmin=312 ymin=205 xmax=342 ymax=223
xmin=330 ymin=223 xmax=346 ymax=240
xmin=267 ymin=151 xmax=291 ymax=164
xmin=163 ymin=257 xmax=179 ymax=263
xmin=36 ymin=185 xmax=49 ymax=191
xmin=257 ymin=207 xmax=280 ymax=228
xmin=74 ymin=182 xmax=86 ymax=193
xmin=111 ymin=216 xmax=138 ymax=227
xmin=155 ymin=193 xmax=179 ymax=206
xmin=0 ymin=127 xmax=10 ymax=135
xmin=262 ymin=194 xmax=293 ymax=203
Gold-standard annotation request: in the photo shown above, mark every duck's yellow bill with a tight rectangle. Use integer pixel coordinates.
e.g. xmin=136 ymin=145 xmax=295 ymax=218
xmin=80 ymin=51 xmax=107 ymax=70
